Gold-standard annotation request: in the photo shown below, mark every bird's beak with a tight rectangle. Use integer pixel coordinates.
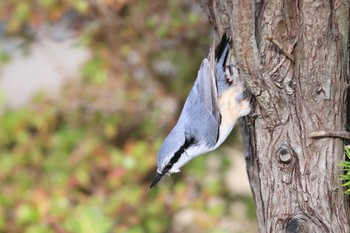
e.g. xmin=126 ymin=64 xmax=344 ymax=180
xmin=150 ymin=171 xmax=164 ymax=189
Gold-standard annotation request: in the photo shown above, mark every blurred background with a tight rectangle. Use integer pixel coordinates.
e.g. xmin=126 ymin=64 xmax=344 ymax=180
xmin=0 ymin=0 xmax=257 ymax=232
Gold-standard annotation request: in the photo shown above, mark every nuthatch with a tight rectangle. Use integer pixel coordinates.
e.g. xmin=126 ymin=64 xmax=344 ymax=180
xmin=150 ymin=33 xmax=251 ymax=188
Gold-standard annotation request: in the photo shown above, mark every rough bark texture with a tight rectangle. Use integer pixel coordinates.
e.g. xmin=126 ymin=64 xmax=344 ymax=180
xmin=196 ymin=0 xmax=350 ymax=232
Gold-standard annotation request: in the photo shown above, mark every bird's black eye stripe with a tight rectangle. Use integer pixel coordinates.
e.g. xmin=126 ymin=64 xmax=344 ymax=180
xmin=162 ymin=163 xmax=173 ymax=174
xmin=162 ymin=137 xmax=196 ymax=174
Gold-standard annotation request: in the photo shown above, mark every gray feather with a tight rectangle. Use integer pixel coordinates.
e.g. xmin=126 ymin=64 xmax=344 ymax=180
xmin=157 ymin=57 xmax=220 ymax=168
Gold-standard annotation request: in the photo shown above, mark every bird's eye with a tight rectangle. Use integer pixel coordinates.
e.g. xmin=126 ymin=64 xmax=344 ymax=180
xmin=163 ymin=163 xmax=172 ymax=173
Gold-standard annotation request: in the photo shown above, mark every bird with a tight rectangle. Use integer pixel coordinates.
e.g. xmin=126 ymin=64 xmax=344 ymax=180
xmin=150 ymin=33 xmax=251 ymax=189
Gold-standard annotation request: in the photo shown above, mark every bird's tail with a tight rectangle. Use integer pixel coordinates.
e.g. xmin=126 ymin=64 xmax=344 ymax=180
xmin=214 ymin=33 xmax=239 ymax=96
xmin=215 ymin=32 xmax=231 ymax=64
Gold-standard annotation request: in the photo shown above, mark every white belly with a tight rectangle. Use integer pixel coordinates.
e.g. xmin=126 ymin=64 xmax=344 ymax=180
xmin=214 ymin=86 xmax=242 ymax=148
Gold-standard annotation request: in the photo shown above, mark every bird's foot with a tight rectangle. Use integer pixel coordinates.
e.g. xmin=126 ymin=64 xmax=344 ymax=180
xmin=224 ymin=64 xmax=239 ymax=85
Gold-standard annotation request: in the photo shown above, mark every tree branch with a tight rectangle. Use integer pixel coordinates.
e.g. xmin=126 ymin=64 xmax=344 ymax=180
xmin=309 ymin=130 xmax=350 ymax=140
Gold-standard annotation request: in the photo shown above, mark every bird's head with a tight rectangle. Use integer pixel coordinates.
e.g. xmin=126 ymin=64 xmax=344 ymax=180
xmin=150 ymin=133 xmax=199 ymax=189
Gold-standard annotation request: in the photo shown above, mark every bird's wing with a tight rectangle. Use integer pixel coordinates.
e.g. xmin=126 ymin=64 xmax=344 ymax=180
xmin=181 ymin=56 xmax=220 ymax=147
xmin=193 ymin=49 xmax=221 ymax=125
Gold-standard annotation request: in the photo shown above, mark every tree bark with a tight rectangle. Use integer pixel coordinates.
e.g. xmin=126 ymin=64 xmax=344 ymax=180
xmin=196 ymin=0 xmax=350 ymax=232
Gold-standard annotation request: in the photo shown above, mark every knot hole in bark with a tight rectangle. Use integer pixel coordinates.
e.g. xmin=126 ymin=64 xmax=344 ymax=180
xmin=276 ymin=145 xmax=296 ymax=184
xmin=277 ymin=145 xmax=294 ymax=164
xmin=286 ymin=217 xmax=308 ymax=233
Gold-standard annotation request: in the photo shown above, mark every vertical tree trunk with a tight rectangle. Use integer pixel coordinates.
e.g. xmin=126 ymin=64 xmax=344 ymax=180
xmin=196 ymin=0 xmax=350 ymax=232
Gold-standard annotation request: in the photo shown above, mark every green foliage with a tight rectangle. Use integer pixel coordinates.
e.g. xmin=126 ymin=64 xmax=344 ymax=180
xmin=1 ymin=0 xmax=91 ymax=34
xmin=0 ymin=95 xmax=247 ymax=232
xmin=64 ymin=205 xmax=113 ymax=233
xmin=339 ymin=145 xmax=350 ymax=195
xmin=82 ymin=56 xmax=107 ymax=84
xmin=1 ymin=0 xmax=256 ymax=232
xmin=0 ymin=50 xmax=11 ymax=64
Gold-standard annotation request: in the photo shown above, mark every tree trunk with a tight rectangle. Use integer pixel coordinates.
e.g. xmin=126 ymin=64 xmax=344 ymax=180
xmin=196 ymin=0 xmax=350 ymax=232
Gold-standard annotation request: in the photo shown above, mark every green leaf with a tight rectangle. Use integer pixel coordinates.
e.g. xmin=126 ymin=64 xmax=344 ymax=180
xmin=342 ymin=180 xmax=350 ymax=186
xmin=17 ymin=204 xmax=40 ymax=224
xmin=15 ymin=2 xmax=30 ymax=22
xmin=64 ymin=205 xmax=113 ymax=233
xmin=73 ymin=0 xmax=89 ymax=14
xmin=25 ymin=224 xmax=51 ymax=233
xmin=38 ymin=0 xmax=54 ymax=7
xmin=82 ymin=56 xmax=107 ymax=85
